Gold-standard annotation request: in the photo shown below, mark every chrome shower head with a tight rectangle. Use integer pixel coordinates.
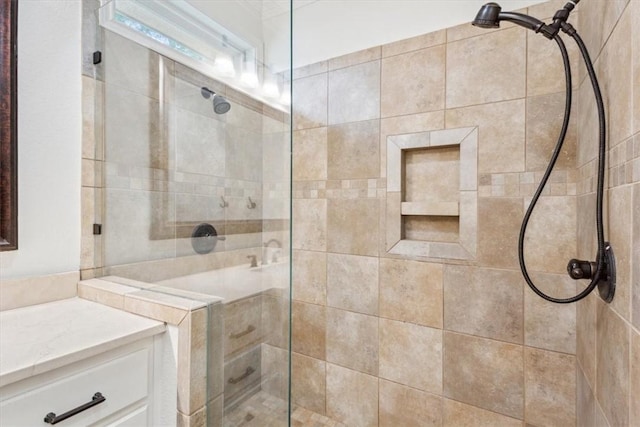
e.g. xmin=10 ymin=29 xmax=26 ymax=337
xmin=212 ymin=94 xmax=231 ymax=114
xmin=201 ymin=87 xmax=231 ymax=115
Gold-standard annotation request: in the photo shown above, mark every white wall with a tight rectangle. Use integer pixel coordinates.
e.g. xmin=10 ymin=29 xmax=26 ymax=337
xmin=266 ymin=0 xmax=548 ymax=69
xmin=0 ymin=0 xmax=82 ymax=279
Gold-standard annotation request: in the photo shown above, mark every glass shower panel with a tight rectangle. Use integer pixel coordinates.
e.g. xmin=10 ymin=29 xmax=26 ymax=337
xmin=97 ymin=1 xmax=291 ymax=425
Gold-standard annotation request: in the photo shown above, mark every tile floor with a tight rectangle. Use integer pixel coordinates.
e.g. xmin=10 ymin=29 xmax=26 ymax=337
xmin=224 ymin=391 xmax=345 ymax=427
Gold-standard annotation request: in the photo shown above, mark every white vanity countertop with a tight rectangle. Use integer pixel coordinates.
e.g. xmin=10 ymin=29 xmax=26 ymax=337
xmin=0 ymin=297 xmax=166 ymax=388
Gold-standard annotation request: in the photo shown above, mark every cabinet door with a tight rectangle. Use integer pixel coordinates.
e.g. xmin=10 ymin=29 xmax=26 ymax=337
xmin=103 ymin=405 xmax=149 ymax=427
xmin=1 ymin=349 xmax=149 ymax=426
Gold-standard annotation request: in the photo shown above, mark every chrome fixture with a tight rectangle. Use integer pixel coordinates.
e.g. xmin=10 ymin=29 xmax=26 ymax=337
xmin=472 ymin=0 xmax=615 ymax=304
xmin=201 ymin=87 xmax=231 ymax=114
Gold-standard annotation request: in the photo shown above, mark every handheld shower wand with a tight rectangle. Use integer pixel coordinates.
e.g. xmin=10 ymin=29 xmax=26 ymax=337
xmin=472 ymin=1 xmax=615 ymax=304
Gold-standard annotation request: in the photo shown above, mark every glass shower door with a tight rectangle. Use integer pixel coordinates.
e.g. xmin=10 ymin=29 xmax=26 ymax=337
xmin=95 ymin=0 xmax=292 ymax=425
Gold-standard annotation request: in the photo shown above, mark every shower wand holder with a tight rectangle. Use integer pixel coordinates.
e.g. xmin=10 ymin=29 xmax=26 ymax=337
xmin=566 ymin=243 xmax=616 ymax=303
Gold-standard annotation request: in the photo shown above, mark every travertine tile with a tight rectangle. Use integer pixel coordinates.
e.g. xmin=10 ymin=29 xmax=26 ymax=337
xmin=446 ymin=28 xmax=526 ymax=109
xmin=634 ymin=0 xmax=640 ymax=133
xmin=385 ymin=192 xmax=402 ymax=250
xmin=292 ymin=352 xmax=326 ymax=415
xmin=82 ymin=75 xmax=97 ymax=159
xmin=0 ymin=272 xmax=78 ymax=312
xmin=527 ymin=23 xmax=579 ymax=96
xmin=261 ymin=344 xmax=289 ymax=400
xmin=104 ymin=85 xmax=164 ymax=168
xmin=176 ymin=109 xmax=226 ymax=177
xmin=446 ymin=99 xmax=525 ymax=174
xmin=326 ymin=308 xmax=378 ymax=375
xmin=328 ymin=61 xmax=380 ymax=125
xmin=524 ymin=273 xmax=576 ymax=354
xmin=526 ymin=92 xmax=577 ymax=171
xmin=379 ymin=258 xmax=443 ymax=328
xmin=577 ymin=194 xmax=597 ymax=261
xmin=206 ymin=302 xmax=224 ymax=399
xmin=379 ymin=379 xmax=441 ymax=427
xmin=327 ymin=253 xmax=378 ymax=315
xmin=293 ymin=127 xmax=327 ymax=181
xmin=78 ymin=279 xmax=137 ymax=310
xmin=328 ymin=46 xmax=381 ymax=71
xmin=80 ymin=186 xmax=95 ymax=270
xmin=292 ymin=301 xmax=326 ymax=360
xmin=292 ymin=250 xmax=327 ymax=305
xmin=104 ymin=31 xmax=162 ymax=99
xmin=598 ymin=8 xmax=633 ymax=146
xmin=292 ymin=199 xmax=327 ymax=252
xmin=524 ymin=348 xmax=576 ymax=426
xmin=379 ymin=318 xmax=442 ymax=394
xmin=381 ymin=45 xmax=445 ymax=117
xmin=596 ymin=304 xmax=629 ymax=427
xmin=633 ymin=183 xmax=640 ymax=329
xmin=224 ymin=125 xmax=262 ymax=183
xmin=177 ymin=308 xmax=207 ymax=416
xmin=631 ymin=331 xmax=640 ymax=426
xmin=293 ymin=73 xmax=327 ymax=130
xmin=595 ymin=401 xmax=610 ymax=427
xmin=442 ymin=399 xmax=522 ymax=427
xmin=382 ymin=29 xmax=446 ymax=57
xmin=577 ymin=364 xmax=597 ymax=427
xmin=528 ymin=0 xmax=577 ymax=19
xmin=448 ymin=17 xmax=512 ymax=40
xmin=404 ymin=145 xmax=459 ymax=203
xmin=523 ymin=196 xmax=577 ymax=275
xmin=177 ymin=406 xmax=206 ymax=427
xmin=327 ymin=120 xmax=380 ymax=180
xmin=577 ymin=79 xmax=599 ymax=167
xmin=444 ymin=332 xmax=523 ymax=419
xmin=477 ymin=197 xmax=523 ymax=269
xmin=124 ymin=291 xmax=195 ymax=325
xmin=607 ymin=186 xmax=632 ymax=321
xmin=207 ymin=395 xmax=223 ymax=427
xmin=380 ymin=111 xmax=445 ymax=178
xmin=103 ymin=189 xmax=176 ymax=267
xmin=579 ymin=0 xmax=628 ymax=58
xmin=294 ymin=61 xmax=328 ymax=80
xmin=327 ymin=198 xmax=379 ymax=257
xmin=326 ymin=364 xmax=378 ymax=427
xmin=444 ymin=266 xmax=523 ymax=344
xmin=262 ymin=293 xmax=289 ymax=350
xmin=577 ymin=292 xmax=597 ymax=388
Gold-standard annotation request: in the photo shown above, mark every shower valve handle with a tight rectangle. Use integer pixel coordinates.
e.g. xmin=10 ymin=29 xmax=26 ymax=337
xmin=567 ymin=259 xmax=595 ymax=280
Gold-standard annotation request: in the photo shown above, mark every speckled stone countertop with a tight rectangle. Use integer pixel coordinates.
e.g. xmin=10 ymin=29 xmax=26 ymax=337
xmin=0 ymin=297 xmax=165 ymax=388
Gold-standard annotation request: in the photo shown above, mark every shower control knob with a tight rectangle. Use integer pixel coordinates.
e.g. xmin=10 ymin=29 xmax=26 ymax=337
xmin=567 ymin=259 xmax=595 ymax=280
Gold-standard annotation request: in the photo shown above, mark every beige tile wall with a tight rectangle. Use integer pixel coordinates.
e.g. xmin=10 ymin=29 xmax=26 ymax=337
xmin=575 ymin=1 xmax=640 ymax=427
xmin=292 ymin=0 xmax=588 ymax=425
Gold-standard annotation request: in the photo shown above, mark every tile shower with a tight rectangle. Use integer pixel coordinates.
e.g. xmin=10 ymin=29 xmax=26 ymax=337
xmin=74 ymin=0 xmax=640 ymax=425
xmin=291 ymin=0 xmax=640 ymax=426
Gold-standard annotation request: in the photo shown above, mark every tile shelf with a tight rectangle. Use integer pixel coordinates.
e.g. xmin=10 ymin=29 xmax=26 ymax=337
xmin=400 ymin=201 xmax=459 ymax=217
xmin=386 ymin=126 xmax=478 ymax=261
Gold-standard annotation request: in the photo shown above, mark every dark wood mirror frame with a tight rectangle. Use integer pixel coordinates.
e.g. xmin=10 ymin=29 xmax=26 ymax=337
xmin=0 ymin=0 xmax=17 ymax=251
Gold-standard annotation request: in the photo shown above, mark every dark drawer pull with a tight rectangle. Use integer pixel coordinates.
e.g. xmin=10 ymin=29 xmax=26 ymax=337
xmin=44 ymin=392 xmax=106 ymax=424
xmin=229 ymin=325 xmax=256 ymax=339
xmin=228 ymin=367 xmax=255 ymax=384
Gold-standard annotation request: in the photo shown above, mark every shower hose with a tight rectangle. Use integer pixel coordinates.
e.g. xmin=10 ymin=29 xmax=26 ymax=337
xmin=519 ymin=25 xmax=607 ymax=304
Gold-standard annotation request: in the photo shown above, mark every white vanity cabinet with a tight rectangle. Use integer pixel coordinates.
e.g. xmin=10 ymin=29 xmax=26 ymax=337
xmin=0 ymin=298 xmax=175 ymax=427
xmin=1 ymin=339 xmax=154 ymax=426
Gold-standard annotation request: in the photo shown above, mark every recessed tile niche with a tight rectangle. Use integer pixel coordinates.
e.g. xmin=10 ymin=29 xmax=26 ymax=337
xmin=386 ymin=127 xmax=478 ymax=260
